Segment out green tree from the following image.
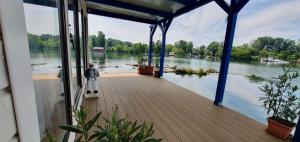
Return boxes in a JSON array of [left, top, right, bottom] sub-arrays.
[[166, 44, 174, 54], [89, 35, 97, 48], [206, 41, 220, 57], [97, 31, 106, 47], [174, 40, 193, 55], [132, 43, 147, 54], [198, 45, 206, 58], [187, 41, 193, 54], [154, 40, 161, 55]]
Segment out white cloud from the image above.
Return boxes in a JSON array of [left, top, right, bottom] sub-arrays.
[[235, 0, 300, 45], [24, 1, 300, 47], [24, 4, 61, 35], [88, 15, 149, 43]]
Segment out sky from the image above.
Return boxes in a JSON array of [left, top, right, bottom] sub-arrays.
[[24, 0, 300, 47]]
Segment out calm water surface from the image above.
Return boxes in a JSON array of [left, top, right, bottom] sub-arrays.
[[32, 52, 300, 124], [91, 53, 300, 124]]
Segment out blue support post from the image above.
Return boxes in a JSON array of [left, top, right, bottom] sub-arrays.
[[158, 18, 172, 77], [159, 32, 166, 77], [214, 0, 238, 105], [294, 116, 300, 142], [148, 24, 157, 65]]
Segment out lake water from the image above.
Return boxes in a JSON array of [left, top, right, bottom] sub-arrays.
[[90, 52, 300, 124], [31, 51, 300, 124]]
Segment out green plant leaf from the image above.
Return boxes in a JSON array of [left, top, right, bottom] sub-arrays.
[[86, 111, 102, 131], [145, 138, 163, 142], [75, 136, 82, 142], [58, 125, 83, 133]]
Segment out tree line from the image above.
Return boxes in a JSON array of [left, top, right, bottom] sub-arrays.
[[28, 33, 60, 52], [27, 31, 300, 63], [88, 31, 300, 62]]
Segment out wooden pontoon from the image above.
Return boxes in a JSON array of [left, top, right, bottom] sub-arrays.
[[83, 73, 283, 142]]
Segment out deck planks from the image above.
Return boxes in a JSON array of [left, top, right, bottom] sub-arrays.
[[82, 73, 283, 142]]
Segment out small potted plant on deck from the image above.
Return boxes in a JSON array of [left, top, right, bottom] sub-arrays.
[[259, 66, 300, 140], [154, 57, 160, 78], [137, 55, 154, 75]]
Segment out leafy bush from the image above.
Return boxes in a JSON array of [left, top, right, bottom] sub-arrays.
[[175, 68, 193, 75], [58, 106, 162, 142], [206, 68, 217, 73], [196, 68, 207, 77], [59, 106, 101, 142], [154, 57, 160, 68], [259, 66, 300, 126], [137, 55, 147, 68], [247, 74, 265, 82]]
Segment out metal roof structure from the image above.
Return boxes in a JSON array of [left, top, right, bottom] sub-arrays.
[[23, 0, 213, 24], [85, 0, 212, 24]]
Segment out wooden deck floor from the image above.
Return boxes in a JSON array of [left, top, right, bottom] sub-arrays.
[[82, 73, 283, 142]]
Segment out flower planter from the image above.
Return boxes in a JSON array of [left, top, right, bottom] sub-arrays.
[[154, 70, 160, 78], [266, 117, 295, 140], [138, 65, 154, 75]]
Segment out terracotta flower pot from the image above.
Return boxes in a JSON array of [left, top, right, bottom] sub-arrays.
[[154, 70, 160, 78], [266, 117, 295, 140], [138, 65, 154, 75]]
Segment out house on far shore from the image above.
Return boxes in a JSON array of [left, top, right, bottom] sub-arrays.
[[168, 52, 175, 57], [92, 47, 104, 53]]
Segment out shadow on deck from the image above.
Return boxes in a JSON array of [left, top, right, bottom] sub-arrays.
[[82, 72, 283, 142]]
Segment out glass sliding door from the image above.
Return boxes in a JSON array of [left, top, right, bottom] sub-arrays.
[[79, 4, 85, 86], [68, 0, 85, 105], [68, 2, 80, 98], [23, 1, 67, 141]]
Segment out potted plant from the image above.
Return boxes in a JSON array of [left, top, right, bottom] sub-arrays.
[[154, 57, 160, 78], [259, 66, 300, 140], [137, 55, 154, 75], [56, 106, 162, 142]]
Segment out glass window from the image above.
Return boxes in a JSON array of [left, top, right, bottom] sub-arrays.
[[23, 2, 67, 141], [79, 7, 85, 84], [68, 5, 79, 96]]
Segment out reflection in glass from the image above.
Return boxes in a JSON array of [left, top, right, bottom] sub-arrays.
[[68, 6, 79, 96], [79, 7, 84, 84], [24, 2, 66, 141]]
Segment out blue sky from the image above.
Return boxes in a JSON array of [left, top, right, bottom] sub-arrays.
[[25, 0, 300, 46], [88, 0, 300, 46]]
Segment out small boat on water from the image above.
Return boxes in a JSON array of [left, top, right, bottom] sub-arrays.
[[261, 57, 289, 64]]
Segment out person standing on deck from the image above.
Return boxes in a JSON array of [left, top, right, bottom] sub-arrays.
[[84, 63, 99, 94], [57, 66, 64, 96]]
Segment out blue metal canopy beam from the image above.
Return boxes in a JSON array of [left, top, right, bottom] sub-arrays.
[[87, 8, 157, 24], [148, 24, 157, 65], [158, 18, 173, 77], [233, 0, 249, 13], [173, 0, 213, 18], [23, 0, 57, 7], [214, 0, 230, 14], [214, 0, 249, 105], [294, 116, 300, 142], [87, 0, 173, 18], [171, 0, 196, 5]]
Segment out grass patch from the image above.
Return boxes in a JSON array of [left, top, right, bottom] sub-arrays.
[[206, 68, 218, 73], [31, 63, 47, 66], [247, 74, 265, 82], [174, 67, 216, 77]]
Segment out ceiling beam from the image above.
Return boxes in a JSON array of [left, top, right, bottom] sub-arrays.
[[171, 0, 196, 5], [214, 0, 230, 14], [173, 0, 213, 18], [87, 0, 173, 18], [232, 0, 249, 13], [23, 0, 57, 7], [87, 8, 158, 24]]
